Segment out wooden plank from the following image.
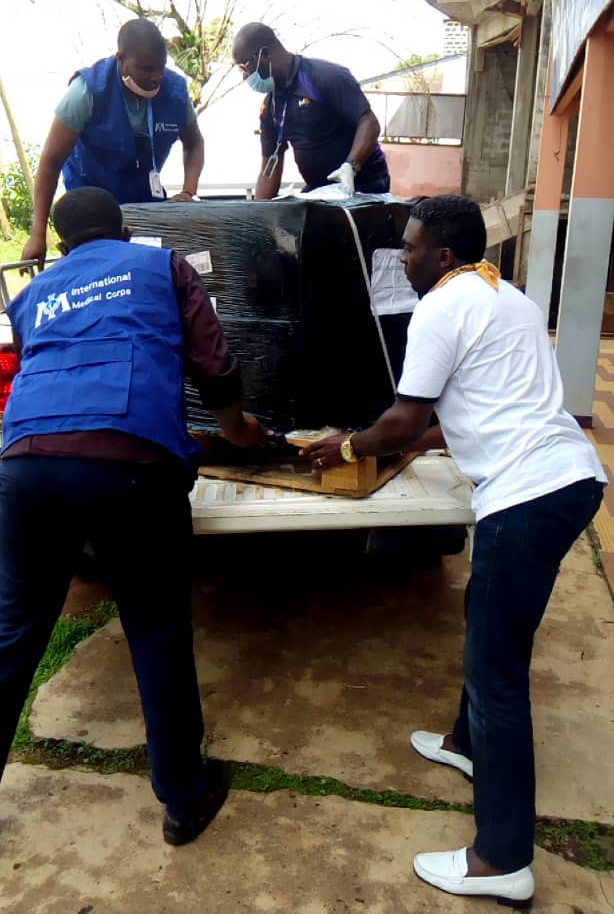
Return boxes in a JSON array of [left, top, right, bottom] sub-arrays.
[[477, 11, 522, 47], [198, 436, 418, 499], [481, 191, 526, 245], [553, 66, 583, 115], [512, 201, 528, 282]]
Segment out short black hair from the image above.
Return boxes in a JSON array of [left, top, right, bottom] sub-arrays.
[[53, 187, 123, 249], [232, 22, 281, 59], [410, 194, 486, 263], [118, 18, 166, 56]]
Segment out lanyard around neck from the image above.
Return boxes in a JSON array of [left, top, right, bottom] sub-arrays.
[[146, 101, 158, 172], [275, 96, 289, 149]]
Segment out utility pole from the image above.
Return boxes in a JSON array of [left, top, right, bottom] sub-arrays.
[[0, 74, 35, 201], [0, 73, 51, 247]]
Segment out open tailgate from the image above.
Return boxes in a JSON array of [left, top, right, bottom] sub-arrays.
[[190, 454, 474, 534]]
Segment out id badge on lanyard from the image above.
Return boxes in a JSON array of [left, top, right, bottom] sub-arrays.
[[264, 96, 288, 179], [147, 102, 164, 199]]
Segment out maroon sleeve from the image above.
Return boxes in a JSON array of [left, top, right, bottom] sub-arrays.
[[171, 252, 242, 409]]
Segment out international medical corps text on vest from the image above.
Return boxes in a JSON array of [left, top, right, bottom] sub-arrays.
[[2, 240, 201, 470]]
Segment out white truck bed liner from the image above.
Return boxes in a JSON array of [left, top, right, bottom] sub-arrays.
[[190, 454, 475, 534]]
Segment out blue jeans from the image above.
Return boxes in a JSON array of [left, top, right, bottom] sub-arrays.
[[452, 477, 604, 871], [0, 456, 206, 819]]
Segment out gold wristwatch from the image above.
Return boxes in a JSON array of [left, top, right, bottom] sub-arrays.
[[340, 434, 358, 463]]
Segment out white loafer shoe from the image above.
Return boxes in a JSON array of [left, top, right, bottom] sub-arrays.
[[410, 730, 473, 779], [414, 847, 535, 908]]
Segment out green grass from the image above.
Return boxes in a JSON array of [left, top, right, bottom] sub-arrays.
[[592, 550, 603, 570], [0, 229, 33, 300], [230, 762, 473, 812], [0, 228, 62, 300], [587, 523, 605, 572], [12, 601, 118, 750], [536, 818, 614, 871], [18, 738, 149, 776], [13, 735, 614, 872], [0, 228, 28, 265]]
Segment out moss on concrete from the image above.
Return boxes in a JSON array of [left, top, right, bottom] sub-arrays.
[[11, 602, 118, 750]]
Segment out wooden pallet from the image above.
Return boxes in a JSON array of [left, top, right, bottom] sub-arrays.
[[195, 429, 417, 498]]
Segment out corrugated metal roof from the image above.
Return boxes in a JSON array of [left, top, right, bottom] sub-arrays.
[[360, 54, 466, 86]]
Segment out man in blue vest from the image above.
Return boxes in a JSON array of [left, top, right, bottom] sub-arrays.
[[1, 186, 267, 845], [22, 19, 204, 268], [232, 23, 390, 199]]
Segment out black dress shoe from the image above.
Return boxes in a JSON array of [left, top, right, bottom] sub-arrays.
[[163, 758, 229, 846]]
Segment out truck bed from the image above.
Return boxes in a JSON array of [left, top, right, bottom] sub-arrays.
[[190, 454, 474, 534]]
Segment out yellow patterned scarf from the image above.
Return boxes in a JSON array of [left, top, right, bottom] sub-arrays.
[[431, 261, 501, 293]]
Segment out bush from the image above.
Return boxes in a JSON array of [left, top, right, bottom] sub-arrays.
[[0, 147, 39, 232]]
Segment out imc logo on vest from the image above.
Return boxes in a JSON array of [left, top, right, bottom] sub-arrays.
[[34, 292, 71, 328], [155, 122, 179, 133]]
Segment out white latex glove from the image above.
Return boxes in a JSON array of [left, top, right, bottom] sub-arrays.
[[327, 161, 355, 194]]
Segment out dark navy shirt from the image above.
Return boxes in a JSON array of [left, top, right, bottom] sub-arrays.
[[260, 55, 389, 192]]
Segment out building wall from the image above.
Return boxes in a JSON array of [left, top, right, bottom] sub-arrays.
[[462, 38, 517, 201], [444, 19, 469, 57], [384, 144, 463, 199]]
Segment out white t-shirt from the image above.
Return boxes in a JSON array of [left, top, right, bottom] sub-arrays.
[[397, 272, 606, 521]]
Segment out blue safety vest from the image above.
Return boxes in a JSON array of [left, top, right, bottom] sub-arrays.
[[3, 239, 201, 470], [62, 56, 189, 203]]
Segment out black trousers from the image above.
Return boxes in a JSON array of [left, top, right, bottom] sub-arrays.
[[0, 455, 207, 819]]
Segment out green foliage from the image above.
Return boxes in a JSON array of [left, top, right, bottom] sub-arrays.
[[395, 52, 439, 71], [168, 16, 232, 79], [0, 147, 39, 232], [108, 1, 237, 109]]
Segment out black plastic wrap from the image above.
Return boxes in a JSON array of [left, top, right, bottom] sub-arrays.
[[121, 197, 412, 433]]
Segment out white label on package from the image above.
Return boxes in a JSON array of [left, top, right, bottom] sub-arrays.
[[186, 250, 213, 274], [130, 236, 162, 248], [371, 248, 418, 315]]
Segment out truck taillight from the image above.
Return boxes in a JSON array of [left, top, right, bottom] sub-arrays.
[[0, 347, 19, 413]]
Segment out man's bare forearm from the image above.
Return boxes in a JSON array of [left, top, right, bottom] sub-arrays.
[[412, 424, 446, 451], [347, 112, 380, 169], [352, 400, 434, 458], [255, 155, 284, 199], [30, 159, 61, 239], [209, 400, 246, 441], [182, 138, 204, 195]]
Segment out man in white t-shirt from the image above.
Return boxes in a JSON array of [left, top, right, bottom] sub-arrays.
[[302, 195, 606, 906]]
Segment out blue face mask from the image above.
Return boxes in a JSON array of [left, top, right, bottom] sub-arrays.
[[246, 49, 275, 94]]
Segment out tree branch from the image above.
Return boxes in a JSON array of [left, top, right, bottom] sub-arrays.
[[300, 29, 405, 66], [195, 63, 236, 113], [96, 0, 407, 113], [168, 1, 190, 35]]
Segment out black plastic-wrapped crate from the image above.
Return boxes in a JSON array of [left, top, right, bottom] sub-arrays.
[[121, 197, 412, 432]]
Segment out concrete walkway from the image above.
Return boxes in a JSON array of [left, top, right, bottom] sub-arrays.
[[30, 534, 614, 825], [0, 524, 610, 911], [589, 337, 614, 587], [2, 764, 613, 914]]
